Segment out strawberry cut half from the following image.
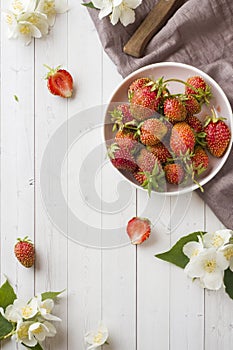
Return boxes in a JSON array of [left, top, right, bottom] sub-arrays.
[[126, 217, 151, 245], [45, 64, 73, 98]]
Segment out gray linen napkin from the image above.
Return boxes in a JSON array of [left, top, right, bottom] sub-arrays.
[[85, 0, 233, 228]]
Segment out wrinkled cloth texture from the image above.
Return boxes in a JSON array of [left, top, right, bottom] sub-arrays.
[[86, 0, 233, 229]]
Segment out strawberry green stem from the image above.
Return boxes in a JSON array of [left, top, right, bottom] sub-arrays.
[[164, 78, 199, 93], [43, 64, 62, 79]]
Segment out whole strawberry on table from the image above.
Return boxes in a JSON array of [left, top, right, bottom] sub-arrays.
[[14, 236, 35, 268], [108, 75, 231, 194]]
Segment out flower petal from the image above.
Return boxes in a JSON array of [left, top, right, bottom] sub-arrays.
[[22, 337, 38, 347], [201, 269, 224, 290], [91, 0, 104, 9], [230, 259, 233, 272], [110, 6, 121, 25], [113, 0, 122, 6], [99, 3, 113, 19], [216, 251, 229, 270], [119, 7, 135, 26], [183, 241, 203, 259], [125, 0, 142, 9], [43, 321, 57, 337], [184, 258, 204, 279]]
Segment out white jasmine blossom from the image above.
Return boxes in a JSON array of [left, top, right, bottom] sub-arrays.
[[16, 321, 37, 347], [220, 243, 233, 271], [183, 235, 204, 260], [85, 323, 109, 349], [91, 0, 142, 26], [5, 0, 68, 44], [92, 0, 121, 19], [36, 0, 69, 26], [5, 298, 38, 322], [36, 295, 61, 321], [19, 12, 49, 36], [184, 248, 229, 290], [203, 229, 232, 249], [111, 0, 142, 26], [28, 321, 56, 343]]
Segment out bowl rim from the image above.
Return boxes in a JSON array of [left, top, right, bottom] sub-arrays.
[[105, 62, 233, 196]]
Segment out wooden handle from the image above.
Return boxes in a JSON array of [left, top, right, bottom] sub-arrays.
[[123, 0, 184, 58]]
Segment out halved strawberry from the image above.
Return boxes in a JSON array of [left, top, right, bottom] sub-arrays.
[[126, 217, 151, 245], [45, 64, 73, 98]]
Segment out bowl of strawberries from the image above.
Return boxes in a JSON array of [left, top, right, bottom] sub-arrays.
[[105, 62, 232, 195]]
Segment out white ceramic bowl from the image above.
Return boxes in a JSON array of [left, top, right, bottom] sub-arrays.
[[104, 62, 232, 195]]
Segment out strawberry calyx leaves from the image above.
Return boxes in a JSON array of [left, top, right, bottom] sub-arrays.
[[107, 143, 119, 159], [16, 236, 33, 244], [43, 64, 62, 80], [204, 107, 227, 127], [141, 163, 166, 196], [195, 131, 207, 147], [146, 76, 169, 98]]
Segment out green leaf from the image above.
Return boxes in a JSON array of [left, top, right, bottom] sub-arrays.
[[0, 280, 17, 310], [22, 343, 43, 350], [155, 231, 206, 268], [81, 2, 96, 8], [41, 290, 65, 301], [224, 268, 233, 300], [14, 95, 19, 102], [0, 314, 14, 340]]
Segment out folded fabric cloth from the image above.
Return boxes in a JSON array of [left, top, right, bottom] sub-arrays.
[[85, 0, 233, 229]]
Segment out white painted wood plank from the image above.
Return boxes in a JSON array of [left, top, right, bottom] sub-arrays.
[[101, 49, 137, 350], [1, 11, 35, 350], [67, 2, 102, 349], [137, 191, 170, 350], [34, 9, 69, 350], [204, 206, 233, 350], [170, 192, 205, 350]]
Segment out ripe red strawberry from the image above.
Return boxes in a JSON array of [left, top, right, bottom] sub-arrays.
[[131, 85, 161, 112], [140, 118, 167, 146], [14, 236, 35, 268], [184, 95, 201, 116], [115, 129, 138, 151], [126, 217, 151, 245], [128, 77, 152, 101], [186, 115, 203, 133], [108, 143, 137, 172], [163, 97, 187, 123], [185, 76, 211, 104], [191, 146, 209, 175], [45, 65, 73, 98], [185, 76, 206, 95], [116, 104, 134, 124], [203, 110, 231, 157], [133, 168, 147, 185], [147, 142, 171, 164], [136, 148, 160, 173], [164, 163, 185, 185], [170, 122, 195, 156]]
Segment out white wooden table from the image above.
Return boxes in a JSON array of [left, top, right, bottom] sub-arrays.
[[1, 2, 233, 350]]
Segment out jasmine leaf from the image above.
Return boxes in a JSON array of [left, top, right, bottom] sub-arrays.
[[0, 280, 17, 310], [82, 2, 96, 9], [41, 290, 65, 301], [22, 343, 43, 350], [14, 95, 19, 102], [224, 268, 233, 300], [155, 231, 206, 268], [0, 314, 14, 340]]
